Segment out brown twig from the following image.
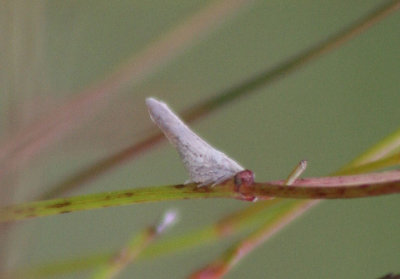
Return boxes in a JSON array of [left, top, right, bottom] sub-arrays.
[[2, 170, 400, 223]]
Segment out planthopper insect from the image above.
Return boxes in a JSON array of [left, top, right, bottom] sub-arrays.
[[146, 97, 250, 186]]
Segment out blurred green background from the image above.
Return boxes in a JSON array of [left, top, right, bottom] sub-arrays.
[[1, 1, 400, 278]]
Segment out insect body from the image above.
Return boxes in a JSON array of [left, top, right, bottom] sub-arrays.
[[146, 97, 245, 186]]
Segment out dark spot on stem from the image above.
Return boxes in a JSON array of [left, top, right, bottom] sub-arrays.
[[47, 201, 71, 209], [316, 191, 327, 198], [337, 188, 346, 196], [114, 192, 135, 199]]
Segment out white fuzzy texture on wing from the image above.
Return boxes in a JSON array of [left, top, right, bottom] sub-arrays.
[[146, 97, 244, 186]]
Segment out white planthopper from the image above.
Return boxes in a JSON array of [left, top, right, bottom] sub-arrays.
[[146, 97, 245, 186]]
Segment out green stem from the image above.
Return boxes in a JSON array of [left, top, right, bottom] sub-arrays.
[[340, 127, 400, 170], [0, 185, 230, 222], [2, 170, 400, 223]]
